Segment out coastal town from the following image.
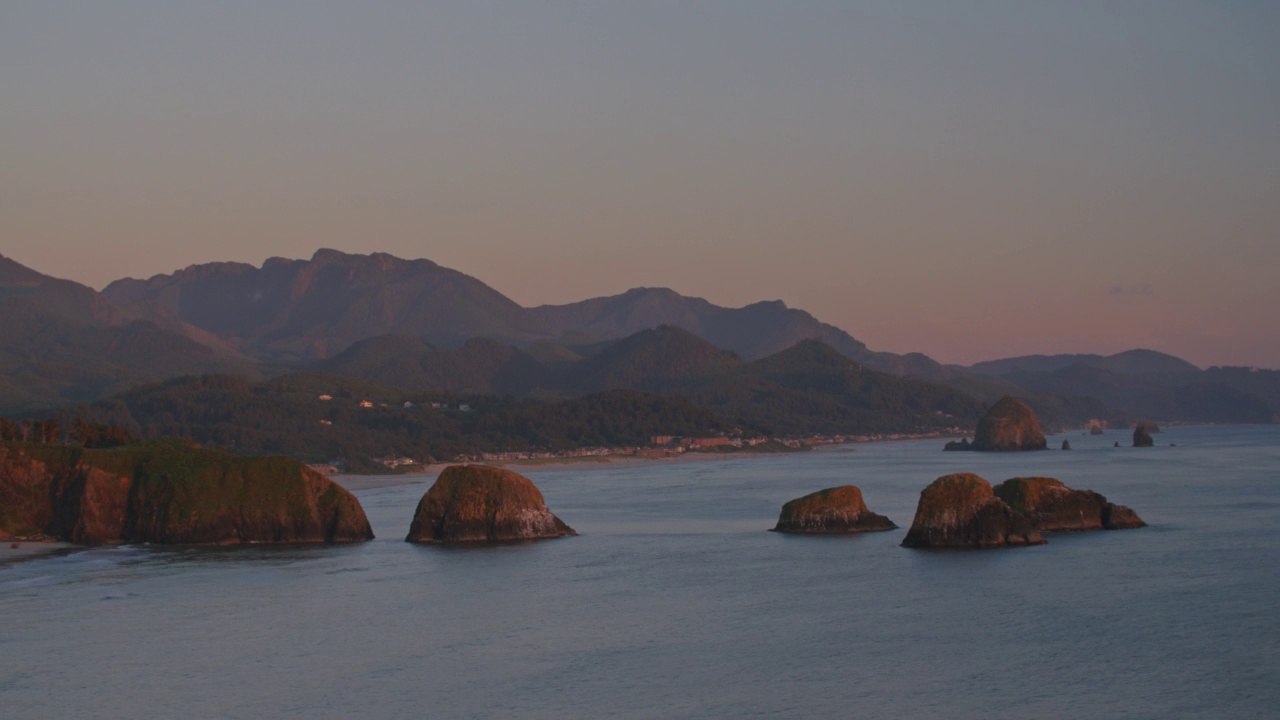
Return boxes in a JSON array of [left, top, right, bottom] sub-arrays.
[[307, 429, 965, 474]]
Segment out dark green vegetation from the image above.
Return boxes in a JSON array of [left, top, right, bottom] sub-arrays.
[[0, 417, 136, 448], [1, 249, 1274, 471], [0, 438, 372, 545], [63, 375, 738, 472], [49, 328, 984, 471]]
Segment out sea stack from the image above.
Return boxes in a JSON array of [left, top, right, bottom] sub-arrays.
[[1133, 423, 1154, 447], [1089, 423, 1105, 435], [406, 465, 575, 543], [771, 485, 896, 534], [968, 396, 1047, 451], [0, 440, 373, 545], [993, 477, 1145, 532], [1061, 439, 1072, 450], [942, 437, 971, 452], [901, 473, 1044, 548]]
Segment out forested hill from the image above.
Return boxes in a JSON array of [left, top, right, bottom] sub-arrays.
[[59, 346, 985, 472], [66, 374, 737, 473]]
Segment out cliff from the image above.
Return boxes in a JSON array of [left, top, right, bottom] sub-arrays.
[[901, 473, 1045, 548], [0, 440, 372, 545], [968, 396, 1048, 451], [771, 485, 896, 534], [405, 465, 575, 543]]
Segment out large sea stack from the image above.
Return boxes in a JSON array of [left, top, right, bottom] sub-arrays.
[[901, 473, 1044, 548], [771, 485, 896, 534], [993, 477, 1145, 532], [0, 440, 373, 545], [965, 396, 1047, 452], [1133, 423, 1154, 447], [406, 465, 575, 543]]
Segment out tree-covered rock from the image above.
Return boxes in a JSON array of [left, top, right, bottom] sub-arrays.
[[771, 485, 896, 534], [969, 396, 1047, 451], [406, 465, 575, 543], [901, 473, 1044, 548], [0, 439, 372, 545]]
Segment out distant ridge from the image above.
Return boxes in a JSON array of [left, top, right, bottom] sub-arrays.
[[101, 249, 943, 376], [964, 349, 1200, 377], [103, 249, 550, 362], [532, 287, 949, 378], [3, 249, 1275, 427], [0, 254, 257, 413]]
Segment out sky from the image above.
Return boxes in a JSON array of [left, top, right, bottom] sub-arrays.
[[3, 1, 1278, 368]]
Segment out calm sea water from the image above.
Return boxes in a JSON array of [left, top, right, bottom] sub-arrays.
[[2, 426, 1277, 719]]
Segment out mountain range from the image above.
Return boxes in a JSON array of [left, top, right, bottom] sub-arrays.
[[1, 249, 1276, 428]]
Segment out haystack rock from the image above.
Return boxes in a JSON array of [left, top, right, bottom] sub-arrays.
[[1133, 423, 1154, 447], [771, 485, 896, 534], [993, 477, 1145, 532], [969, 396, 1047, 452], [0, 440, 373, 545], [901, 473, 1044, 548], [405, 465, 575, 543]]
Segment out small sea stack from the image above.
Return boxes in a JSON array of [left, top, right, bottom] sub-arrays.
[[943, 437, 971, 451], [1089, 423, 1105, 435], [993, 477, 1145, 532], [1133, 423, 1154, 447], [405, 465, 576, 543], [771, 485, 896, 534], [901, 473, 1044, 549], [1061, 439, 1072, 450], [946, 396, 1047, 452]]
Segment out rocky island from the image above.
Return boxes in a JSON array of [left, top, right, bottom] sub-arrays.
[[0, 439, 373, 545], [771, 485, 896, 534], [992, 477, 1145, 531], [1133, 421, 1157, 447], [943, 395, 1047, 452], [901, 473, 1045, 548], [405, 464, 576, 543]]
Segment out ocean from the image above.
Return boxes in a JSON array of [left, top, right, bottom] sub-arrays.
[[3, 425, 1277, 719]]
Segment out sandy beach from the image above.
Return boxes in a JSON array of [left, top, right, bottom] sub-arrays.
[[1, 539, 79, 563]]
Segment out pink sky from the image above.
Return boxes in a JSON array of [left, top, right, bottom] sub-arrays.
[[4, 3, 1277, 369]]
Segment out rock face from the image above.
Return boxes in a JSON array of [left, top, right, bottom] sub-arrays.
[[1101, 503, 1146, 529], [771, 485, 896, 534], [942, 437, 971, 451], [406, 465, 575, 543], [901, 473, 1045, 548], [993, 477, 1144, 531], [969, 396, 1047, 452], [1133, 424, 1154, 447], [0, 440, 373, 545]]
